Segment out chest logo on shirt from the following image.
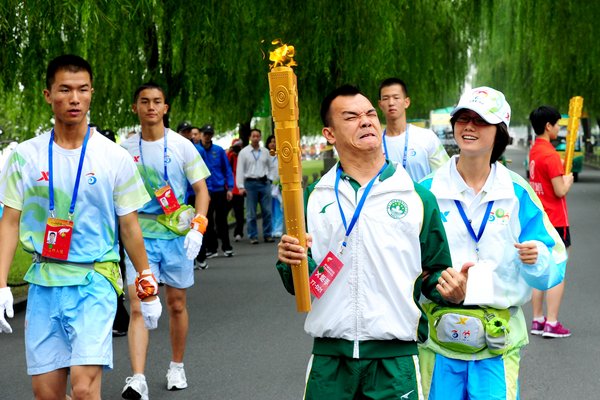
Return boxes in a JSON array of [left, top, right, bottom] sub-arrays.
[[408, 148, 416, 157], [36, 171, 50, 182], [387, 199, 408, 219], [440, 210, 450, 222], [490, 208, 510, 225], [320, 201, 335, 214], [86, 172, 97, 185], [165, 154, 172, 163]]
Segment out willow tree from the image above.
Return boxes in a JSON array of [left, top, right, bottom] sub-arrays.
[[0, 0, 477, 141], [473, 1, 600, 126]]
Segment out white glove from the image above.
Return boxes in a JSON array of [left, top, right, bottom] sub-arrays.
[[140, 298, 162, 330], [0, 287, 14, 334], [184, 229, 204, 260]]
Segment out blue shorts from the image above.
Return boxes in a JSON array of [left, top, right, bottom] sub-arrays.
[[421, 348, 521, 400], [125, 236, 194, 289], [25, 273, 117, 375]]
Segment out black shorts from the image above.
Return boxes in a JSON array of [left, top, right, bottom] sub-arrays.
[[555, 226, 571, 248]]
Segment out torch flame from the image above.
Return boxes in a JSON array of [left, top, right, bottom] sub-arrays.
[[269, 39, 297, 69]]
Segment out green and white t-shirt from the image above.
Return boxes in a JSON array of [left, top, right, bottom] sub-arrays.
[[0, 128, 150, 286], [121, 129, 210, 239]]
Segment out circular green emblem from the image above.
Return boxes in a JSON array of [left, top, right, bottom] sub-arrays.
[[387, 199, 408, 219], [495, 208, 505, 218]]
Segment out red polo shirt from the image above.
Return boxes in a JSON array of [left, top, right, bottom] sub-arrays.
[[528, 137, 569, 227]]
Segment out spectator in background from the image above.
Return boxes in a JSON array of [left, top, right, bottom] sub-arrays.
[[266, 134, 283, 237], [236, 128, 273, 244], [195, 124, 235, 266], [189, 126, 201, 145], [227, 138, 245, 242], [177, 121, 193, 141]]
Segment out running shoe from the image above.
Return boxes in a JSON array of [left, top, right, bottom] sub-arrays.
[[264, 237, 275, 243], [542, 321, 571, 338], [224, 250, 234, 257], [166, 365, 188, 390], [205, 251, 218, 259], [122, 375, 149, 400], [234, 234, 242, 242], [250, 238, 259, 244], [530, 317, 546, 336], [194, 260, 208, 270]]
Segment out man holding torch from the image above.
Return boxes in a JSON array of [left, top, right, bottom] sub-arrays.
[[277, 85, 469, 399]]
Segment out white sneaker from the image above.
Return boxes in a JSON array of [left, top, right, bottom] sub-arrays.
[[122, 375, 149, 400], [234, 234, 242, 242], [166, 365, 188, 390]]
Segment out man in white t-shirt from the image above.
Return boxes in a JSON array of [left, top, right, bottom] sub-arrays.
[[121, 82, 210, 399], [378, 78, 449, 181]]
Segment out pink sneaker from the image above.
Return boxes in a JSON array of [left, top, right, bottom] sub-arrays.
[[531, 318, 546, 336], [542, 321, 571, 338]]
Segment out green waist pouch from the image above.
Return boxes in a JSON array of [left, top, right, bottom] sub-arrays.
[[142, 205, 195, 236], [423, 303, 511, 355]]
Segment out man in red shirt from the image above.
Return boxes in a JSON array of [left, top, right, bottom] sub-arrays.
[[528, 105, 574, 338]]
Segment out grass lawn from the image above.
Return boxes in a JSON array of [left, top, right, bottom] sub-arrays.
[[302, 159, 326, 185]]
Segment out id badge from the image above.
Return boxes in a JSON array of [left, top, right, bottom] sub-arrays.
[[41, 217, 74, 261], [155, 185, 181, 215], [309, 251, 344, 299]]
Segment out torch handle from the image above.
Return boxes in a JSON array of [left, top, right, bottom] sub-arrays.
[[564, 96, 583, 175], [268, 67, 311, 312]]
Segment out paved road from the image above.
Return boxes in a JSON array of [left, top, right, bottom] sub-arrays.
[[1, 146, 599, 399]]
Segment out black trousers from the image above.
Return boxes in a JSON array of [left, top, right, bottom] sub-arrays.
[[230, 193, 245, 238], [199, 190, 232, 258]]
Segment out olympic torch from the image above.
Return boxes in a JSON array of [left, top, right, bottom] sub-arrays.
[[564, 96, 584, 174], [267, 40, 311, 312]]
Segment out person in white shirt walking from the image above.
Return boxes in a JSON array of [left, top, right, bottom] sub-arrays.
[[235, 128, 273, 244]]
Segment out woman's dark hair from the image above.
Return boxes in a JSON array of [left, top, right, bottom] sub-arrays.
[[491, 123, 510, 164]]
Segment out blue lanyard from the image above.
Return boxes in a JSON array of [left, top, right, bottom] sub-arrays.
[[48, 126, 91, 218], [252, 148, 261, 161], [139, 128, 169, 190], [454, 200, 494, 259], [334, 163, 387, 253], [382, 125, 409, 168]]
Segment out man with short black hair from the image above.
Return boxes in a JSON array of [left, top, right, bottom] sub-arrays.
[[528, 105, 573, 338], [0, 54, 159, 399], [378, 78, 448, 181], [121, 82, 210, 398], [278, 84, 464, 399]]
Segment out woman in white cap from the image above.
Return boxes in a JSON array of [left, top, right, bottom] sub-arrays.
[[418, 87, 567, 400]]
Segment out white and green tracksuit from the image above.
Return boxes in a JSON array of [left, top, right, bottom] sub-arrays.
[[277, 161, 453, 400], [418, 157, 567, 400]]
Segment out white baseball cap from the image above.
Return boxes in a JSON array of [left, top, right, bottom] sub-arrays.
[[451, 86, 511, 127]]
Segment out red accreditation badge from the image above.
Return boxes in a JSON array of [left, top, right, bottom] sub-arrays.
[[309, 251, 344, 299], [41, 218, 74, 261], [155, 185, 181, 215]]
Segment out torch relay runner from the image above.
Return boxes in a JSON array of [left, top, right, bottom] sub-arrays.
[[417, 87, 567, 400], [120, 82, 210, 400], [0, 54, 160, 400], [276, 85, 470, 400]]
